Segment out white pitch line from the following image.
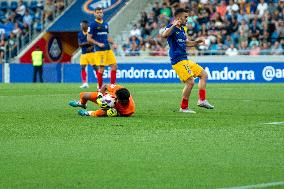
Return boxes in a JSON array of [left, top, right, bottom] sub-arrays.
[[263, 122, 284, 125], [220, 181, 284, 189]]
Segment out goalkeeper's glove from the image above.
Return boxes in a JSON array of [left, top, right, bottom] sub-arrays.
[[96, 93, 108, 109], [107, 108, 118, 117]]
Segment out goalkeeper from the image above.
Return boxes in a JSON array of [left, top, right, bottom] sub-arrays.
[[68, 84, 135, 117]]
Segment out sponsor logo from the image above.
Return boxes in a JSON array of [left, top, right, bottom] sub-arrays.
[[262, 66, 284, 81], [205, 67, 255, 80], [83, 0, 122, 14], [48, 37, 62, 61]]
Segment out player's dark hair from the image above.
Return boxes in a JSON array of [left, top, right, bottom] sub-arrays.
[[81, 20, 88, 24], [116, 88, 130, 105], [174, 8, 187, 17], [95, 7, 103, 11]]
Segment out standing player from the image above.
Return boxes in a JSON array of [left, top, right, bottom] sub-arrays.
[[87, 7, 117, 90], [161, 8, 214, 113], [78, 20, 96, 88], [69, 84, 135, 117]]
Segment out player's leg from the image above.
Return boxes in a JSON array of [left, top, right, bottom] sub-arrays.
[[80, 54, 89, 88], [172, 60, 196, 113], [97, 66, 104, 90], [110, 64, 117, 85], [180, 77, 196, 113], [107, 50, 117, 85], [78, 109, 107, 117], [189, 61, 214, 109], [69, 92, 99, 109]]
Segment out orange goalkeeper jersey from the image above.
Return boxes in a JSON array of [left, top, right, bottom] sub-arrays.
[[107, 85, 135, 116]]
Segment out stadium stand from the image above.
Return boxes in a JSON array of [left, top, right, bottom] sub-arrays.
[[121, 0, 284, 56], [0, 0, 73, 63]]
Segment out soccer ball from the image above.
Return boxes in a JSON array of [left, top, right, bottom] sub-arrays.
[[102, 94, 116, 108]]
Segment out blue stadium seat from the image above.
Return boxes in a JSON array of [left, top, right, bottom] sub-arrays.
[[23, 1, 29, 9], [0, 2, 8, 11], [0, 11, 5, 20], [35, 22, 43, 32], [10, 1, 18, 11]]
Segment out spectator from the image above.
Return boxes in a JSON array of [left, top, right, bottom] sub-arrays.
[[130, 24, 141, 38], [0, 34, 5, 63], [260, 42, 270, 55], [23, 10, 33, 27], [216, 0, 227, 18], [271, 41, 283, 55], [160, 3, 172, 18], [249, 36, 260, 48], [15, 0, 26, 22], [257, 0, 268, 17], [249, 44, 261, 56], [7, 32, 17, 58], [152, 2, 161, 19], [225, 44, 239, 56]]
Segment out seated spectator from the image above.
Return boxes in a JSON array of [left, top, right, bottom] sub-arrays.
[[130, 24, 141, 38], [249, 44, 261, 56], [260, 42, 270, 55], [160, 3, 171, 18], [239, 41, 249, 55], [43, 0, 55, 24], [152, 2, 161, 19], [271, 41, 283, 55], [249, 36, 260, 48], [216, 0, 227, 18], [225, 44, 239, 56]]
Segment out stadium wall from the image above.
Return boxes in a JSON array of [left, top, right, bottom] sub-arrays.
[[4, 62, 284, 83]]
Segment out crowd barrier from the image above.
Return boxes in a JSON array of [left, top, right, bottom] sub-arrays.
[[2, 62, 284, 83]]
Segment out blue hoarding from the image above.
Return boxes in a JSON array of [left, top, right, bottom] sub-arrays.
[[7, 62, 284, 83]]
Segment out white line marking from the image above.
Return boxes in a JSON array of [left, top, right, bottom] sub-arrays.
[[220, 181, 284, 189], [264, 122, 284, 125]]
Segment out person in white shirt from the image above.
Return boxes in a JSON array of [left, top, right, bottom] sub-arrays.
[[257, 0, 268, 17], [225, 44, 239, 56], [130, 24, 141, 37]]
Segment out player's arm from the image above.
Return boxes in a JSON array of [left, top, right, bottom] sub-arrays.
[[78, 39, 90, 47], [99, 84, 108, 94], [108, 36, 114, 44], [186, 37, 205, 47], [87, 33, 105, 48], [161, 19, 181, 38]]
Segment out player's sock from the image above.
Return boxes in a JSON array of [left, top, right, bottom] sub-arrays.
[[181, 98, 188, 109], [81, 69, 87, 83], [96, 72, 103, 89], [110, 70, 116, 84], [199, 89, 206, 101]]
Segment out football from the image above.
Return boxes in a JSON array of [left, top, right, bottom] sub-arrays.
[[102, 94, 116, 108]]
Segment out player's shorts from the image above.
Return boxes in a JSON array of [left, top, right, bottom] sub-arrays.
[[94, 50, 116, 66], [80, 52, 96, 66], [172, 60, 203, 82]]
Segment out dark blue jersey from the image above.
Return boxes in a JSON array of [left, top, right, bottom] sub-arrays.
[[78, 31, 94, 54], [88, 19, 110, 51], [165, 24, 188, 65]]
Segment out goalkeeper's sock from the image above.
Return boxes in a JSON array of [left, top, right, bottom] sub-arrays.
[[81, 69, 87, 83], [96, 72, 103, 89], [110, 70, 116, 84], [199, 89, 206, 101], [181, 98, 188, 109]]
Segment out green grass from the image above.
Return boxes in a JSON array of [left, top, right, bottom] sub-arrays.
[[0, 83, 283, 189]]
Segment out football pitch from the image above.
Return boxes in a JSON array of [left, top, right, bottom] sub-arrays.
[[0, 83, 283, 188]]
